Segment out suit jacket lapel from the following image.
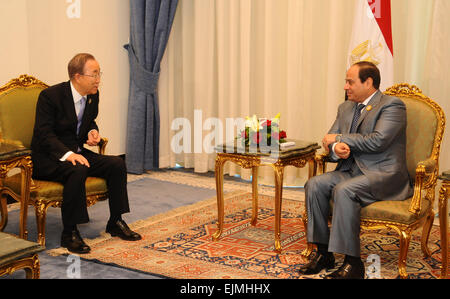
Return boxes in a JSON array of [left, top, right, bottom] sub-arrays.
[[356, 90, 382, 128], [344, 103, 357, 134], [63, 81, 79, 131]]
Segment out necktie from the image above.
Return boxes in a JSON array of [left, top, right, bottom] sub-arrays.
[[77, 96, 86, 136], [350, 104, 365, 133], [340, 104, 365, 170]]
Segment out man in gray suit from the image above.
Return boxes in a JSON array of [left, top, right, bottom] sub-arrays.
[[299, 61, 413, 279]]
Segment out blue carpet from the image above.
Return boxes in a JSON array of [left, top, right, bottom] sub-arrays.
[[2, 175, 217, 279]]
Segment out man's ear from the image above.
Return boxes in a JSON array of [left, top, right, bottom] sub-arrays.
[[365, 77, 374, 89]]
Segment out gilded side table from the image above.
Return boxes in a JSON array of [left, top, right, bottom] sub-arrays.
[[213, 139, 320, 253], [0, 141, 32, 240], [438, 170, 450, 279]]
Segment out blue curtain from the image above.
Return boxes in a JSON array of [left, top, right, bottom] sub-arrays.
[[124, 0, 178, 174]]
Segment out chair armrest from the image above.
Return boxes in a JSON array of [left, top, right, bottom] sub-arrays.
[[409, 158, 437, 215], [314, 152, 337, 176], [97, 137, 108, 155], [417, 158, 437, 176]]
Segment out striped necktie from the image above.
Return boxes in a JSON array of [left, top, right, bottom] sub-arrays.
[[340, 104, 365, 171], [350, 104, 365, 133]]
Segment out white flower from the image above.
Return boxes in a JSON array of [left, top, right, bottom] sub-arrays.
[[245, 114, 260, 132]]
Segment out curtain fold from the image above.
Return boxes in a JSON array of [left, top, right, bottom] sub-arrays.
[[125, 0, 178, 174]]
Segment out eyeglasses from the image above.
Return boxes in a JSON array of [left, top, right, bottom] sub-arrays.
[[81, 72, 103, 80]]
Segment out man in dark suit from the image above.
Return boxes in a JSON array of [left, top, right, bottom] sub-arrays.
[[31, 53, 141, 254], [299, 61, 413, 279]]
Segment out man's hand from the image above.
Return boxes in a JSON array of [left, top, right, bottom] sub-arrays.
[[334, 142, 351, 159], [66, 153, 90, 167], [87, 129, 101, 146], [322, 134, 339, 153]]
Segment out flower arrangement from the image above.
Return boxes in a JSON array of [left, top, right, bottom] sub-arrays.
[[239, 113, 287, 147]]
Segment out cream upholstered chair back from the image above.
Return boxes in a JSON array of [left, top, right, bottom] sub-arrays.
[[0, 75, 48, 148]]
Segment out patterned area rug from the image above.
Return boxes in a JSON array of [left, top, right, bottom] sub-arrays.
[[48, 189, 446, 279]]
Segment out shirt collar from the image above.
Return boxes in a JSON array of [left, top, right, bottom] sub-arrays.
[[361, 90, 378, 106], [70, 81, 85, 104]]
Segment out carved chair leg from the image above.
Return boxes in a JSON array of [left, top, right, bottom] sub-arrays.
[[421, 210, 434, 258], [34, 201, 48, 247], [398, 229, 412, 279], [302, 243, 315, 258]]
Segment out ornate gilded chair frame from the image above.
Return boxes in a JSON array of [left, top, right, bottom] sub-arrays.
[[0, 75, 109, 247], [302, 84, 446, 279]]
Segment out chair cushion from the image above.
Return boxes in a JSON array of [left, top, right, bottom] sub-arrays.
[[360, 197, 431, 225], [3, 174, 107, 202], [0, 232, 44, 267], [330, 197, 431, 226]]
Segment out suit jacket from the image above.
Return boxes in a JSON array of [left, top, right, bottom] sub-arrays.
[[31, 81, 99, 178], [328, 90, 413, 201]]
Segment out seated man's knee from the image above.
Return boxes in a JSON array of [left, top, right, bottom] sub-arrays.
[[306, 175, 328, 193], [109, 156, 126, 173], [68, 164, 89, 180], [332, 181, 355, 204]]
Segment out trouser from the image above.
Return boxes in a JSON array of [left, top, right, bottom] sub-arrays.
[[34, 149, 130, 227], [304, 166, 377, 257]]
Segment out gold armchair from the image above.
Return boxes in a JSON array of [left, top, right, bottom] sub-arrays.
[[0, 75, 108, 247], [302, 84, 446, 279]]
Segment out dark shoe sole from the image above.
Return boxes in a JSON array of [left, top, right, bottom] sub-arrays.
[[106, 229, 142, 241], [61, 242, 91, 254]]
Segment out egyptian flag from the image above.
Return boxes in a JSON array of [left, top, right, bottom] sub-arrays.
[[348, 0, 394, 91]]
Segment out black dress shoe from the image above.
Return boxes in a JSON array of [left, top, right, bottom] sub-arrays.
[[299, 252, 335, 275], [106, 220, 142, 241], [324, 260, 365, 279], [61, 230, 91, 254]]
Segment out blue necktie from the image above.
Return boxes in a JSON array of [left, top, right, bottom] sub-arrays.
[[340, 104, 365, 170], [77, 97, 86, 136]]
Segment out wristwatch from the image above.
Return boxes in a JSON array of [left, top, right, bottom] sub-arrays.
[[335, 134, 342, 143]]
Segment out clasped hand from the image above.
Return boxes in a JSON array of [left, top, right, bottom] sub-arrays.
[[322, 134, 351, 159], [86, 129, 101, 146], [66, 130, 101, 167]]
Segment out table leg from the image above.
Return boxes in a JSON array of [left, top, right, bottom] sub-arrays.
[[212, 156, 225, 242], [308, 157, 316, 179], [439, 184, 449, 279], [251, 167, 258, 226], [19, 158, 32, 240], [273, 165, 284, 253]]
